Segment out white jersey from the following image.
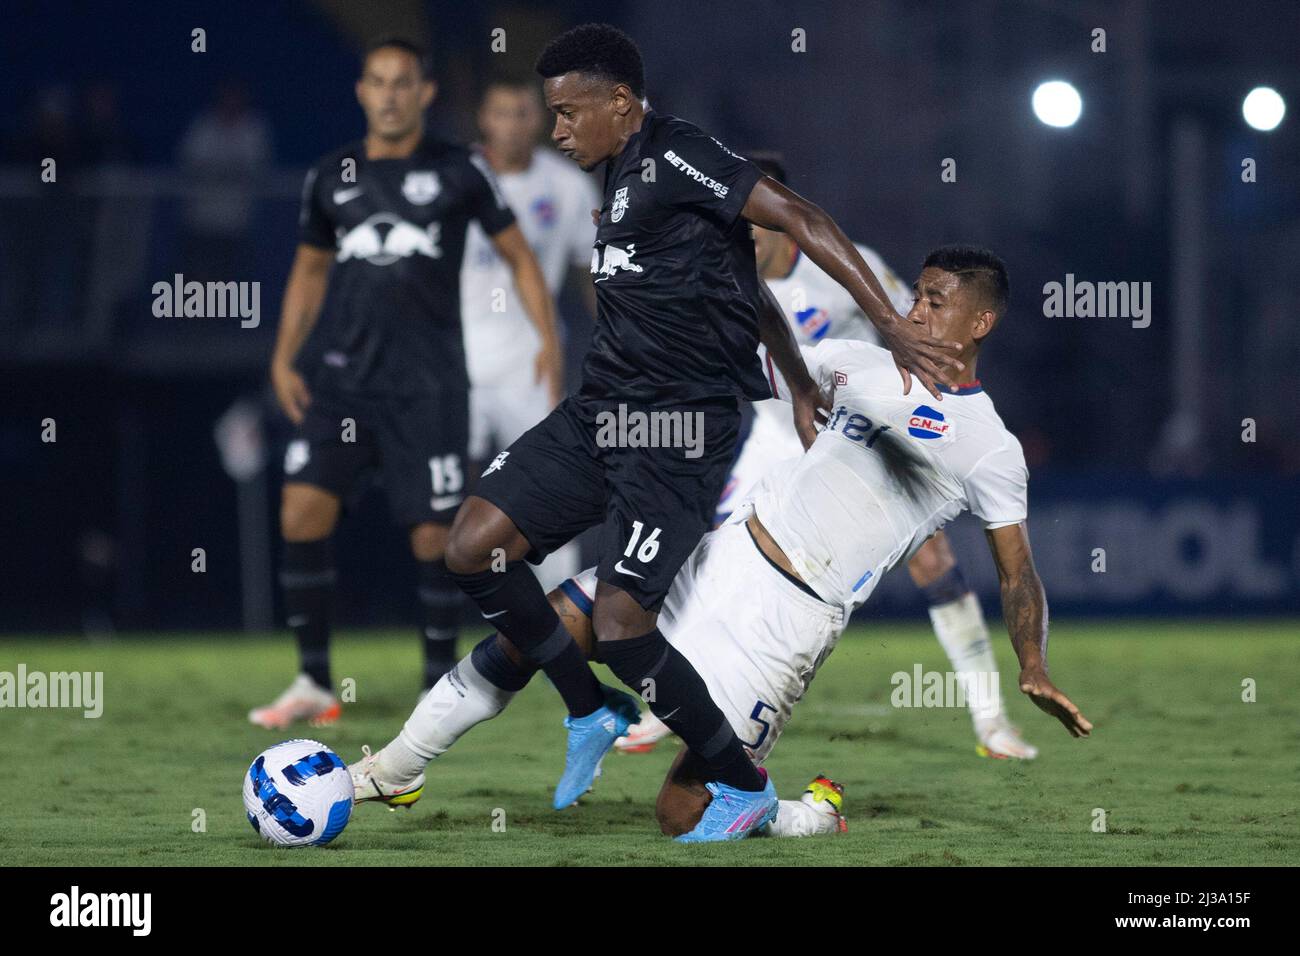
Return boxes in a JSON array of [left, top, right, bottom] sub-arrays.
[[744, 244, 915, 481], [460, 148, 598, 384], [756, 338, 1028, 614]]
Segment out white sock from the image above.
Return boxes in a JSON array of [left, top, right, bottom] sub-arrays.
[[376, 653, 517, 783], [928, 592, 1005, 725], [767, 799, 839, 837]]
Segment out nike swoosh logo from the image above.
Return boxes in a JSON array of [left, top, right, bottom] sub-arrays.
[[333, 187, 364, 204], [430, 494, 464, 511], [613, 560, 646, 580], [481, 609, 508, 619]]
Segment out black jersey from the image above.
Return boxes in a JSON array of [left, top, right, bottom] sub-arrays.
[[580, 111, 770, 405], [298, 135, 515, 395]]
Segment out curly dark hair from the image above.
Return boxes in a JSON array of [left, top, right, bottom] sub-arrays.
[[923, 245, 1010, 316], [535, 23, 644, 98]]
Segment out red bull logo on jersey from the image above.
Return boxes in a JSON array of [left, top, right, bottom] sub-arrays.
[[907, 405, 950, 440], [591, 242, 643, 281], [336, 214, 442, 266]]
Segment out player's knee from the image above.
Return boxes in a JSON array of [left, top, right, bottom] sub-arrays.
[[444, 506, 497, 574], [591, 590, 656, 643], [280, 488, 337, 541], [907, 533, 956, 587], [409, 522, 448, 562]]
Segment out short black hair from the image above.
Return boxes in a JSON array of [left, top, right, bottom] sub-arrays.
[[535, 23, 644, 98], [922, 245, 1009, 317], [363, 36, 432, 79], [748, 151, 787, 185]]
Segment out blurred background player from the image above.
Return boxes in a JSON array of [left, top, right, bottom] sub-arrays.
[[618, 155, 1038, 760], [459, 76, 599, 591], [249, 38, 557, 728]]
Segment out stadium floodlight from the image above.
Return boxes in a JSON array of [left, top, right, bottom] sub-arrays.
[[1242, 86, 1285, 131], [1032, 80, 1082, 128]]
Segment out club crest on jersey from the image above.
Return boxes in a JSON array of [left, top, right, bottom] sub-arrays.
[[401, 171, 441, 205], [610, 186, 630, 223], [795, 306, 831, 341], [907, 405, 951, 440], [531, 196, 557, 228]]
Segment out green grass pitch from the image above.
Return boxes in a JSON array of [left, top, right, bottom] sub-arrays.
[[2, 621, 1296, 866]]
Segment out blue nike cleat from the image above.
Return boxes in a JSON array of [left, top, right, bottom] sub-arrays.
[[553, 686, 642, 809], [675, 768, 779, 843]]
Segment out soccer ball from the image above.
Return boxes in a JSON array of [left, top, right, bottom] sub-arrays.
[[243, 739, 353, 847]]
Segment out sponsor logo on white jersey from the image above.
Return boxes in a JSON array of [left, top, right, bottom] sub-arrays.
[[611, 186, 630, 222], [401, 170, 441, 205], [336, 213, 442, 265], [906, 405, 951, 440], [591, 242, 643, 281], [663, 149, 729, 199]]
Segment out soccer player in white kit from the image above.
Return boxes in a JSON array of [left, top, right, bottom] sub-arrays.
[[459, 77, 600, 594], [619, 154, 1038, 761], [349, 247, 1092, 839]]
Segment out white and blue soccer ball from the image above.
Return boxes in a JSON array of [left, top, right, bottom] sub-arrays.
[[243, 739, 353, 847]]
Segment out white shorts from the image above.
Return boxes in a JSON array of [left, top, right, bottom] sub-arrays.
[[715, 411, 803, 523], [468, 373, 552, 463], [565, 521, 844, 763]]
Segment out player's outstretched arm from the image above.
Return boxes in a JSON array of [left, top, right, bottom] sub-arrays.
[[741, 178, 963, 400], [757, 279, 826, 448], [985, 522, 1093, 738], [270, 244, 333, 424], [492, 223, 564, 406]]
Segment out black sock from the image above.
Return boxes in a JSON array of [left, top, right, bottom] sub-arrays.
[[281, 539, 335, 691], [451, 563, 603, 717], [602, 628, 764, 792], [470, 633, 538, 692], [418, 558, 460, 688]]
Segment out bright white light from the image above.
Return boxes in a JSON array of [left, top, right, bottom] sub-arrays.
[[1242, 86, 1285, 131], [1032, 80, 1082, 128]]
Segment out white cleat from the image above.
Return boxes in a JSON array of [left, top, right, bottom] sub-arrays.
[[349, 745, 424, 810], [801, 775, 849, 834], [247, 674, 341, 730], [975, 717, 1039, 760], [614, 709, 675, 753]]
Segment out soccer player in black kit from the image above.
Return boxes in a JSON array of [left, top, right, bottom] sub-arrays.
[[443, 24, 962, 840], [249, 39, 559, 729]]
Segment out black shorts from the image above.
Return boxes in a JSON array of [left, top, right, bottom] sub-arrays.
[[474, 394, 741, 610], [283, 388, 469, 526]]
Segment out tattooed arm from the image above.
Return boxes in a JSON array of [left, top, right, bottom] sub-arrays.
[[986, 522, 1093, 738]]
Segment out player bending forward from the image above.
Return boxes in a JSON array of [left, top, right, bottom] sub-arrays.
[[622, 154, 1035, 761], [350, 247, 1092, 840]]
